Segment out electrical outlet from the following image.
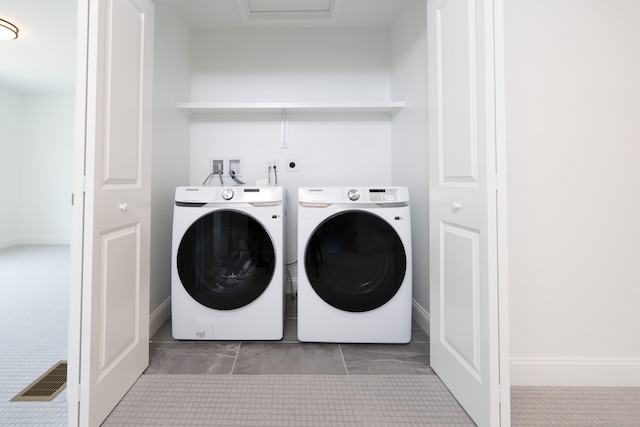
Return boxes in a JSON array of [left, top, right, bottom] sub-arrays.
[[286, 159, 300, 172], [211, 159, 224, 173]]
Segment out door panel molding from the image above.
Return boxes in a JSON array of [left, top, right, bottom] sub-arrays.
[[437, 0, 479, 185], [98, 224, 140, 378], [440, 222, 481, 381]]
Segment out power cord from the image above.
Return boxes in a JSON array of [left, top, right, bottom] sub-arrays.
[[230, 170, 245, 185]]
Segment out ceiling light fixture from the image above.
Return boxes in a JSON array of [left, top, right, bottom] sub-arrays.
[[0, 18, 19, 40]]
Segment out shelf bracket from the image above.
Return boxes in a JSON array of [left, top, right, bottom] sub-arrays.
[[280, 110, 289, 149]]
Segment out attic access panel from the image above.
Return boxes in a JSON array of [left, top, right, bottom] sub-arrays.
[[237, 0, 345, 24], [248, 0, 332, 14]]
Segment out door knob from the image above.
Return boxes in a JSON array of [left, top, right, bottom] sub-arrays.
[[119, 202, 128, 212], [452, 201, 461, 211]]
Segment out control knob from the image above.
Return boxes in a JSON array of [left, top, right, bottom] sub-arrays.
[[347, 189, 360, 201], [222, 189, 234, 200]]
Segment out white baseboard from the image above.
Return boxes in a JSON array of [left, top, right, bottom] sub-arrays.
[[412, 299, 430, 337], [510, 357, 640, 386], [149, 297, 171, 337], [0, 238, 19, 250], [0, 237, 71, 250], [17, 236, 71, 245]]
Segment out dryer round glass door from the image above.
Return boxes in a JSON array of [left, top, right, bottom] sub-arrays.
[[177, 210, 275, 310], [304, 211, 406, 312]]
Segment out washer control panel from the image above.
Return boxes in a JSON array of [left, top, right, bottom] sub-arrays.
[[175, 186, 283, 204], [222, 189, 234, 200]]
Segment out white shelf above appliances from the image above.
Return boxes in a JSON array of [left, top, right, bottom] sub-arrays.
[[176, 101, 405, 115]]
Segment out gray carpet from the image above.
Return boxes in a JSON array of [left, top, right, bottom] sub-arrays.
[[511, 386, 640, 426], [102, 374, 475, 426], [0, 245, 69, 426], [102, 375, 640, 426]]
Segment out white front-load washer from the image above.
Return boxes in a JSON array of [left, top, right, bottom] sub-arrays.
[[172, 186, 284, 340], [297, 186, 412, 343]]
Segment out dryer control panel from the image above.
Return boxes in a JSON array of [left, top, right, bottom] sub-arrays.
[[367, 188, 400, 202], [299, 187, 409, 205]]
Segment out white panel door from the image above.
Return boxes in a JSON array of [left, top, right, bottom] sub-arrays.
[[427, 0, 509, 425], [70, 0, 154, 425]]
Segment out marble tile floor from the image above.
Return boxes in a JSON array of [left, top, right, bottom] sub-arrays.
[[146, 296, 432, 376]]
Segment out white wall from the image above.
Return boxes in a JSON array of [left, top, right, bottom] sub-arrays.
[[189, 28, 395, 266], [390, 0, 430, 331], [0, 85, 23, 248], [505, 0, 640, 385], [190, 28, 391, 103], [19, 93, 74, 244], [0, 88, 73, 249], [149, 2, 192, 333]]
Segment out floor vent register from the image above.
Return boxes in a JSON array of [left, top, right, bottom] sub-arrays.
[[11, 360, 67, 402]]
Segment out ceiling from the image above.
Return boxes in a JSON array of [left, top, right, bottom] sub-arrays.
[[167, 0, 406, 29], [0, 0, 78, 93], [0, 0, 405, 94]]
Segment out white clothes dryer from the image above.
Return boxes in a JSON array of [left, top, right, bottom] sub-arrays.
[[172, 186, 284, 340], [297, 186, 412, 343]]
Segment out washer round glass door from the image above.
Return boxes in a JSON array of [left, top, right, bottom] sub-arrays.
[[177, 210, 275, 310], [304, 210, 406, 312]]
